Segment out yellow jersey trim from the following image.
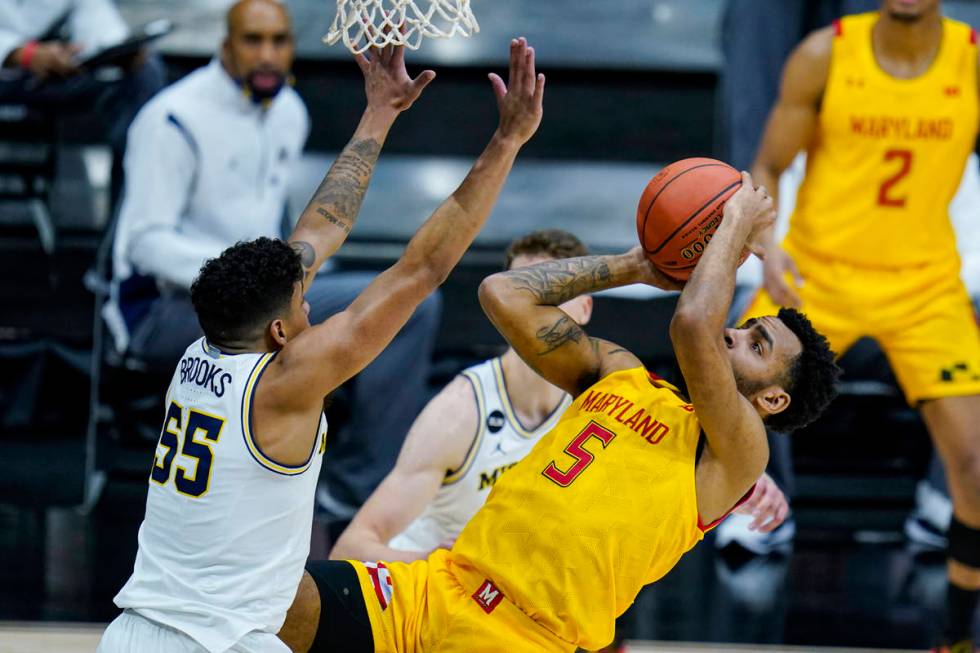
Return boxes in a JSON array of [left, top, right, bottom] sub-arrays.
[[443, 371, 485, 485], [240, 352, 316, 476]]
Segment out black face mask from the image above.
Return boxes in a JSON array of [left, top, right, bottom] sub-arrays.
[[243, 68, 287, 103]]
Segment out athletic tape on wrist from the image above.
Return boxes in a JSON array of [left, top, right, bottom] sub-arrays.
[[948, 516, 980, 568]]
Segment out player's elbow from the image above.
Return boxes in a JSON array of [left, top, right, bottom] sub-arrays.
[[401, 250, 452, 292], [478, 273, 512, 319], [669, 308, 702, 343], [327, 530, 359, 561], [395, 257, 448, 300]]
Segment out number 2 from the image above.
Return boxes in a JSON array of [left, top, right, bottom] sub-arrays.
[[542, 421, 617, 487], [151, 401, 225, 498], [877, 149, 912, 207]]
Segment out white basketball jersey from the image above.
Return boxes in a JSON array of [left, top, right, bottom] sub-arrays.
[[389, 357, 570, 552], [114, 338, 327, 653]]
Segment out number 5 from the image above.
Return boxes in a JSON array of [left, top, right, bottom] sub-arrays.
[[542, 421, 617, 487]]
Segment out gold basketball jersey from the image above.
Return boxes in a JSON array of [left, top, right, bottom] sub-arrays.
[[786, 13, 978, 267], [451, 367, 707, 650]]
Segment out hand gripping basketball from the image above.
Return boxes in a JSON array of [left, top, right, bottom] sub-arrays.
[[725, 171, 776, 258], [488, 37, 545, 145]]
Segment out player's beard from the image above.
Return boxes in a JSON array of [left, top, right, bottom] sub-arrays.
[[886, 9, 925, 23], [244, 68, 287, 103], [732, 366, 769, 399], [884, 0, 930, 23]]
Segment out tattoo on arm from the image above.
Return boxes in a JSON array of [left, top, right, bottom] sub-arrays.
[[309, 137, 382, 234], [504, 257, 612, 305], [291, 241, 316, 271], [316, 208, 352, 233], [536, 315, 586, 354]]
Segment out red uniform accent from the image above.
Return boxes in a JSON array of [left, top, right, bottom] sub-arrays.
[[471, 579, 505, 614], [833, 19, 843, 37], [697, 483, 757, 532], [970, 28, 977, 44]]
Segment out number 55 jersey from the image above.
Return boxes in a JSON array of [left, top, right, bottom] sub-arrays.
[[786, 12, 978, 268], [450, 367, 724, 651], [113, 338, 327, 653]]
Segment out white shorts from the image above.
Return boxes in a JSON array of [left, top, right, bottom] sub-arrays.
[[97, 611, 290, 653]]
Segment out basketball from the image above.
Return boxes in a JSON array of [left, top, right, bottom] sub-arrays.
[[636, 157, 743, 281]]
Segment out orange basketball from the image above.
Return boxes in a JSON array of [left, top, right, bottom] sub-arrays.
[[636, 157, 743, 281]]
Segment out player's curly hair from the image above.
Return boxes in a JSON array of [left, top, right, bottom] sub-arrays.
[[190, 237, 304, 347], [766, 307, 842, 433], [504, 229, 589, 270]]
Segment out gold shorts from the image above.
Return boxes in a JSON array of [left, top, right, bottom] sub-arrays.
[[741, 250, 980, 404], [349, 549, 573, 653]]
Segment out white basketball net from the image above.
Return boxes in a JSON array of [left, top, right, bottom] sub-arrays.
[[323, 0, 479, 54]]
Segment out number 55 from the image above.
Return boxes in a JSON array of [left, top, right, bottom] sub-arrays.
[[151, 401, 225, 498]]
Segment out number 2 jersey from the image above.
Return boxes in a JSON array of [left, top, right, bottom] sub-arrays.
[[787, 12, 978, 267], [114, 338, 327, 653], [451, 367, 722, 651]]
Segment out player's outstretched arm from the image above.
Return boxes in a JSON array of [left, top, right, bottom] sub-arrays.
[[670, 173, 775, 511], [751, 27, 832, 307], [330, 376, 477, 563], [288, 43, 435, 288], [270, 38, 544, 407], [478, 249, 681, 397]]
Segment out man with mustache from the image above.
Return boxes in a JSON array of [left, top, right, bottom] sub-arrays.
[[109, 0, 441, 519]]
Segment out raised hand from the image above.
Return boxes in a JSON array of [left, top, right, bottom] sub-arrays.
[[354, 42, 435, 113], [488, 37, 545, 145], [724, 171, 776, 259], [763, 246, 804, 308]]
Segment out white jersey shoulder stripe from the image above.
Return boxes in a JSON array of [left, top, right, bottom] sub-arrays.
[[490, 357, 568, 439], [443, 370, 485, 486], [240, 352, 317, 475]]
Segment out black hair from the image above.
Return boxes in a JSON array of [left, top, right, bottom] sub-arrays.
[[766, 307, 842, 432], [504, 229, 589, 270], [190, 237, 303, 347]]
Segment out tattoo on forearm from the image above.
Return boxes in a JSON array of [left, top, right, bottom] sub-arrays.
[[536, 315, 586, 354], [316, 209, 352, 233], [291, 241, 316, 270], [308, 137, 382, 233], [504, 257, 613, 305]]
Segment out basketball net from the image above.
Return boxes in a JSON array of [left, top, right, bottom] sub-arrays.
[[323, 0, 479, 54]]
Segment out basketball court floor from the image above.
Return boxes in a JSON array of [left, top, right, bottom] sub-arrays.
[[1, 1, 976, 651], [0, 623, 922, 653]]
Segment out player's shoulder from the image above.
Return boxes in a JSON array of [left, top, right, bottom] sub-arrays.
[[793, 25, 835, 69], [593, 338, 644, 384], [779, 25, 834, 102], [130, 66, 211, 133], [401, 373, 481, 465], [417, 373, 481, 431]]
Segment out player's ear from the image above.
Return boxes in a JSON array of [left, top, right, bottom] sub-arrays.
[[754, 385, 790, 417], [577, 295, 594, 326], [562, 295, 593, 326], [269, 319, 288, 347]]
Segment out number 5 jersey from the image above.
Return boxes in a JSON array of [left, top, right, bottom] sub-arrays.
[[114, 338, 327, 653], [451, 367, 733, 651]]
